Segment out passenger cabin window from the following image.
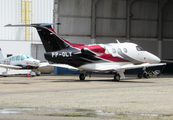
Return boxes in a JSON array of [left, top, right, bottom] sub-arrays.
[[12, 57, 16, 61], [123, 48, 127, 53], [112, 48, 116, 54], [16, 56, 20, 61], [136, 46, 143, 51]]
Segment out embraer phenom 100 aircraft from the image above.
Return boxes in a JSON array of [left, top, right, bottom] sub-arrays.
[[5, 23, 166, 81], [0, 49, 42, 76]]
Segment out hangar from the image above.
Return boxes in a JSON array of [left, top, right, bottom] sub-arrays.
[[52, 0, 173, 60], [0, 0, 173, 73]]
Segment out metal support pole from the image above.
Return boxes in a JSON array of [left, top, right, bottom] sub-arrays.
[[91, 0, 98, 44], [53, 0, 59, 34], [158, 0, 167, 59], [126, 0, 134, 42]]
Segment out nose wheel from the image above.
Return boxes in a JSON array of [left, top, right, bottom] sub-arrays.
[[137, 72, 150, 79]]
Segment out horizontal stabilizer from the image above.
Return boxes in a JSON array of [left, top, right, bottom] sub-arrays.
[[4, 22, 61, 27]]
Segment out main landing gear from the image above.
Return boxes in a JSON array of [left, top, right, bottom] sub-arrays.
[[79, 72, 87, 80], [138, 70, 161, 79], [30, 69, 41, 77], [79, 71, 122, 81], [113, 73, 121, 81]]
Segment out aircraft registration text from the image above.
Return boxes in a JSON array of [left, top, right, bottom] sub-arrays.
[[52, 52, 72, 57]]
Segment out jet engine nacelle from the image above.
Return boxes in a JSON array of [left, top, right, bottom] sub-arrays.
[[81, 45, 105, 56]]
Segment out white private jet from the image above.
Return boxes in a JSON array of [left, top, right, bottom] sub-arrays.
[[5, 23, 166, 81], [0, 49, 43, 77]]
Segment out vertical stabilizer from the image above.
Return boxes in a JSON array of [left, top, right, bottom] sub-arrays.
[[0, 48, 4, 60], [5, 23, 73, 52]]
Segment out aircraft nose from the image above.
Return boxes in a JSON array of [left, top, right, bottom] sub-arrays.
[[34, 61, 40, 66], [147, 53, 161, 63], [138, 52, 161, 63]]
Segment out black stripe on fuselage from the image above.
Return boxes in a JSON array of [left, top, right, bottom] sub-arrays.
[[44, 47, 106, 67]]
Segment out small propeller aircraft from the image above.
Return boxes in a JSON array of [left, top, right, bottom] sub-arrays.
[[5, 23, 166, 81], [0, 49, 42, 77]]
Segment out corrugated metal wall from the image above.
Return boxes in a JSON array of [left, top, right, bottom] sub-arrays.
[[96, 0, 126, 37], [162, 2, 173, 38], [58, 0, 91, 36], [55, 0, 173, 59], [0, 0, 53, 41], [130, 1, 158, 38]]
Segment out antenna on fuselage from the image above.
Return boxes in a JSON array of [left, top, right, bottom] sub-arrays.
[[116, 39, 120, 44]]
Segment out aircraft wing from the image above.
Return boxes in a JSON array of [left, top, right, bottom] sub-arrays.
[[96, 63, 166, 72], [116, 63, 166, 71], [38, 62, 49, 67], [48, 64, 79, 71], [0, 64, 22, 69]]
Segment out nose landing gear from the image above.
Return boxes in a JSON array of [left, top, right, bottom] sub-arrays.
[[137, 72, 149, 79]]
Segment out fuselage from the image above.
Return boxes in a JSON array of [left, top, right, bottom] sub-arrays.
[[44, 42, 160, 71], [0, 54, 40, 69]]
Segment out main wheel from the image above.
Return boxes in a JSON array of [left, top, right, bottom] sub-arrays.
[[30, 71, 36, 77], [36, 71, 41, 76], [138, 73, 142, 79], [79, 73, 85, 80], [113, 74, 120, 81]]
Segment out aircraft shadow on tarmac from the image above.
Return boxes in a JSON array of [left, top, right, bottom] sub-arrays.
[[49, 78, 154, 83], [1, 82, 29, 85]]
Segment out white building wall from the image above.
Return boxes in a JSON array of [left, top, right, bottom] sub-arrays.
[[0, 0, 53, 41], [32, 0, 54, 41], [0, 41, 31, 58]]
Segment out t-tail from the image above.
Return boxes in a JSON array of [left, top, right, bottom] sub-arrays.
[[5, 23, 79, 52]]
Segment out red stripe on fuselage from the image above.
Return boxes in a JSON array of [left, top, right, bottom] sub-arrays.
[[47, 27, 57, 34], [98, 53, 129, 62]]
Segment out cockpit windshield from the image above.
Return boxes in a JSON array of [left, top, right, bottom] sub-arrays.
[[21, 54, 33, 60], [136, 46, 144, 51]]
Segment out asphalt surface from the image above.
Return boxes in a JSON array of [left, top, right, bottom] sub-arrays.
[[0, 74, 173, 120]]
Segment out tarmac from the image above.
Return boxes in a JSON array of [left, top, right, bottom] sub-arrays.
[[0, 74, 173, 120]]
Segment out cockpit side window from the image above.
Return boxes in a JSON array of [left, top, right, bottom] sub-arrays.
[[136, 46, 143, 51], [21, 54, 33, 60], [27, 54, 33, 59]]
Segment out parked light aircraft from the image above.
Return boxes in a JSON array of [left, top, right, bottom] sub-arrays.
[[0, 49, 42, 76], [5, 23, 166, 81]]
